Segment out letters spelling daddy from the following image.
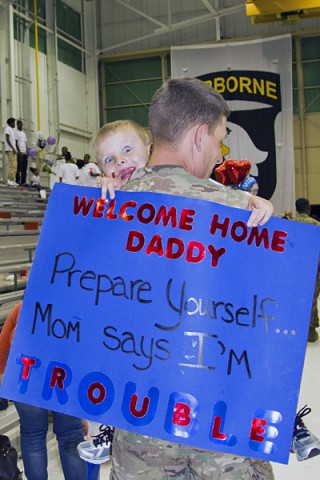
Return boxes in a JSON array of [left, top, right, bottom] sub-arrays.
[[73, 195, 288, 267]]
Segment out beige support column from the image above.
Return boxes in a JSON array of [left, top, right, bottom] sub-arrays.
[[84, 0, 100, 144], [45, 0, 60, 150], [0, 0, 16, 124]]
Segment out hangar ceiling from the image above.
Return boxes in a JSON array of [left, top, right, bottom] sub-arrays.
[[98, 0, 244, 54], [97, 0, 320, 55]]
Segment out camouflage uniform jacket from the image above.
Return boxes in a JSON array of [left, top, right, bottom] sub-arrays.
[[111, 165, 275, 480], [293, 212, 320, 226], [122, 165, 251, 210]]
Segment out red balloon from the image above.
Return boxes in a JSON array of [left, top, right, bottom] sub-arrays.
[[226, 160, 251, 185], [215, 160, 232, 185]]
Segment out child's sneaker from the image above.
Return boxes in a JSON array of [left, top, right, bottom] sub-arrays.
[[291, 405, 320, 461], [77, 425, 114, 464]]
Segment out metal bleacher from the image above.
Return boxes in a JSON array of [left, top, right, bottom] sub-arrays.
[[0, 150, 50, 473], [0, 182, 48, 329], [0, 179, 105, 479]]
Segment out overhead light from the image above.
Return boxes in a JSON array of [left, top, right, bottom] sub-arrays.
[[246, 0, 320, 24]]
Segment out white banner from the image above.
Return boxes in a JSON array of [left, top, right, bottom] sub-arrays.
[[171, 35, 294, 214]]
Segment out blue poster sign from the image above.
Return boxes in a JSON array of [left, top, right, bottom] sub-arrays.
[[1, 184, 319, 464]]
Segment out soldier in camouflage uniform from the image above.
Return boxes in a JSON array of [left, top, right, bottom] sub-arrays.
[[110, 78, 274, 479], [293, 197, 320, 342]]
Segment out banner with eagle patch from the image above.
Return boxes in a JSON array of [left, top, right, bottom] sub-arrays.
[[171, 34, 294, 214]]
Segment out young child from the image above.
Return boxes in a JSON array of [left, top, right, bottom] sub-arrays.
[[94, 119, 151, 199], [77, 120, 151, 465], [29, 167, 41, 190]]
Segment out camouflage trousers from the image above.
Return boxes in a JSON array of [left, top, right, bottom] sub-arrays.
[[109, 430, 274, 480], [310, 268, 320, 329]]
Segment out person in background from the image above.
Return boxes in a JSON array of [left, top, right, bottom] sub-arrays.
[[58, 146, 70, 161], [76, 159, 87, 186], [50, 146, 70, 189], [282, 209, 293, 220], [290, 199, 320, 461], [59, 152, 79, 185], [0, 302, 87, 480], [83, 153, 101, 187], [293, 197, 320, 343], [4, 117, 17, 186], [15, 120, 28, 185], [29, 167, 41, 190]]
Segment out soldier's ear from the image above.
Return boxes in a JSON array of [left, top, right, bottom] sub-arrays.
[[194, 124, 208, 152]]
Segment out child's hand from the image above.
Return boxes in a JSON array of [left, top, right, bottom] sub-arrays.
[[247, 196, 274, 227], [101, 176, 116, 200]]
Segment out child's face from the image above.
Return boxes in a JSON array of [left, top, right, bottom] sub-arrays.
[[95, 128, 149, 188]]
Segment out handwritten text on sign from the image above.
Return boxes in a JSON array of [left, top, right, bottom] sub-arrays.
[[1, 184, 319, 464]]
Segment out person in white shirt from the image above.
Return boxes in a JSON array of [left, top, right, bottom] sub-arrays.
[[83, 153, 101, 187], [4, 117, 17, 185], [15, 120, 28, 185], [59, 153, 79, 185], [76, 159, 87, 186], [50, 146, 70, 189]]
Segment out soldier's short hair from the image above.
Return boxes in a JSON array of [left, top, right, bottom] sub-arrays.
[[149, 77, 229, 147]]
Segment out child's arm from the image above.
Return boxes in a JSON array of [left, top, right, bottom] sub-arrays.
[[247, 196, 274, 227]]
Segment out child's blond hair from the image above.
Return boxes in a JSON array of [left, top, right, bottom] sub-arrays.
[[94, 120, 150, 150]]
